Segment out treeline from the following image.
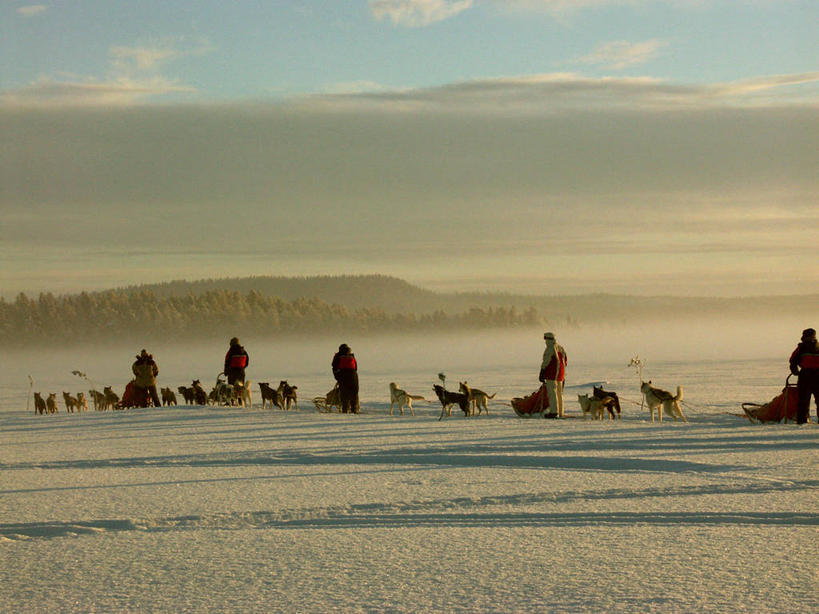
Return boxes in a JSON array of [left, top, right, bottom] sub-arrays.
[[0, 289, 543, 347]]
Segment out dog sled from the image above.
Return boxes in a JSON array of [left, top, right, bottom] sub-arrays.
[[313, 384, 341, 413], [119, 380, 150, 409], [511, 384, 553, 418], [741, 374, 799, 424]]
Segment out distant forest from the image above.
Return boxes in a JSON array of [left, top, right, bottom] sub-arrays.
[[2, 275, 815, 347]]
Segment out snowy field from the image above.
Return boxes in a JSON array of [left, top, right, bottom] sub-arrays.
[[1, 325, 817, 613]]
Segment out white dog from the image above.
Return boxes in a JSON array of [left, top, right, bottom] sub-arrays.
[[389, 382, 424, 416], [641, 381, 687, 422], [236, 380, 252, 408]]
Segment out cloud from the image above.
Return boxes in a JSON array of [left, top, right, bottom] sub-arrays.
[[16, 4, 47, 17], [299, 71, 819, 113], [109, 38, 215, 74], [0, 36, 212, 107], [576, 40, 668, 70], [370, 0, 474, 27], [0, 76, 195, 107]]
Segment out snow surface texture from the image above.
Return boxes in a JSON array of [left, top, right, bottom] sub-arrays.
[[1, 349, 817, 613]]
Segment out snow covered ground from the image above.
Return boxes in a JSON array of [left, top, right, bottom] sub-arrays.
[[1, 329, 817, 612]]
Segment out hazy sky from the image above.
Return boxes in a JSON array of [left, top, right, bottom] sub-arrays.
[[1, 1, 817, 298]]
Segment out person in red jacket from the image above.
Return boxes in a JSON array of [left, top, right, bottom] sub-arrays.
[[539, 332, 568, 418], [224, 337, 249, 386], [332, 343, 359, 414], [789, 327, 819, 424]]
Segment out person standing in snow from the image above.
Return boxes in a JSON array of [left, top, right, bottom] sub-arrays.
[[539, 332, 567, 418], [132, 349, 161, 408], [224, 337, 249, 386], [789, 327, 819, 424], [332, 343, 359, 414]]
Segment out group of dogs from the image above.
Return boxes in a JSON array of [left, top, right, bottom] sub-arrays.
[[33, 388, 125, 414], [576, 381, 686, 422], [429, 382, 496, 421], [32, 377, 687, 422]]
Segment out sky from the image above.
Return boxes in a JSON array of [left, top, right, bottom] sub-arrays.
[[1, 1, 817, 298]]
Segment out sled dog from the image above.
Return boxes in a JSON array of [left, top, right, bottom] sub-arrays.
[[76, 391, 89, 412], [103, 386, 119, 411], [160, 387, 177, 406], [459, 381, 495, 416], [191, 380, 208, 405], [177, 386, 195, 405], [277, 381, 297, 410], [577, 393, 616, 420], [389, 382, 423, 416], [641, 381, 687, 422], [62, 392, 79, 413], [34, 392, 47, 415], [259, 382, 284, 410], [433, 384, 470, 421], [46, 393, 59, 414], [593, 385, 621, 418]]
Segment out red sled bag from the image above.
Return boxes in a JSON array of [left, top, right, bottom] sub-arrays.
[[120, 380, 150, 409], [742, 375, 799, 423], [511, 384, 550, 418]]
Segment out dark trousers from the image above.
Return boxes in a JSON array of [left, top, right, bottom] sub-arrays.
[[137, 385, 161, 408], [796, 369, 819, 424], [337, 371, 359, 414]]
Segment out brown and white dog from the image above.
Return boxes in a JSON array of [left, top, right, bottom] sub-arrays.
[[641, 381, 687, 422], [46, 393, 59, 414], [76, 391, 89, 412], [577, 393, 617, 420], [459, 381, 495, 416], [389, 382, 423, 416]]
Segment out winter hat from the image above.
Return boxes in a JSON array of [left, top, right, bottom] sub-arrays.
[[802, 328, 816, 341], [230, 337, 240, 346], [339, 343, 350, 353], [544, 332, 555, 341]]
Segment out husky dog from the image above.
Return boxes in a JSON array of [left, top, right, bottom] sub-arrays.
[[46, 393, 59, 414], [103, 386, 120, 411], [62, 392, 79, 413], [259, 382, 284, 410], [191, 380, 208, 405], [177, 385, 195, 405], [277, 381, 297, 411], [593, 385, 621, 418], [641, 381, 687, 422], [459, 381, 496, 416], [235, 380, 252, 408], [89, 389, 106, 411], [76, 392, 89, 412], [161, 387, 177, 406], [433, 384, 470, 421], [389, 382, 424, 416], [577, 393, 616, 420], [34, 392, 47, 415]]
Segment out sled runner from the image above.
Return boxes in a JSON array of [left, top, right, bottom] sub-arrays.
[[741, 374, 799, 424], [511, 384, 553, 418]]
